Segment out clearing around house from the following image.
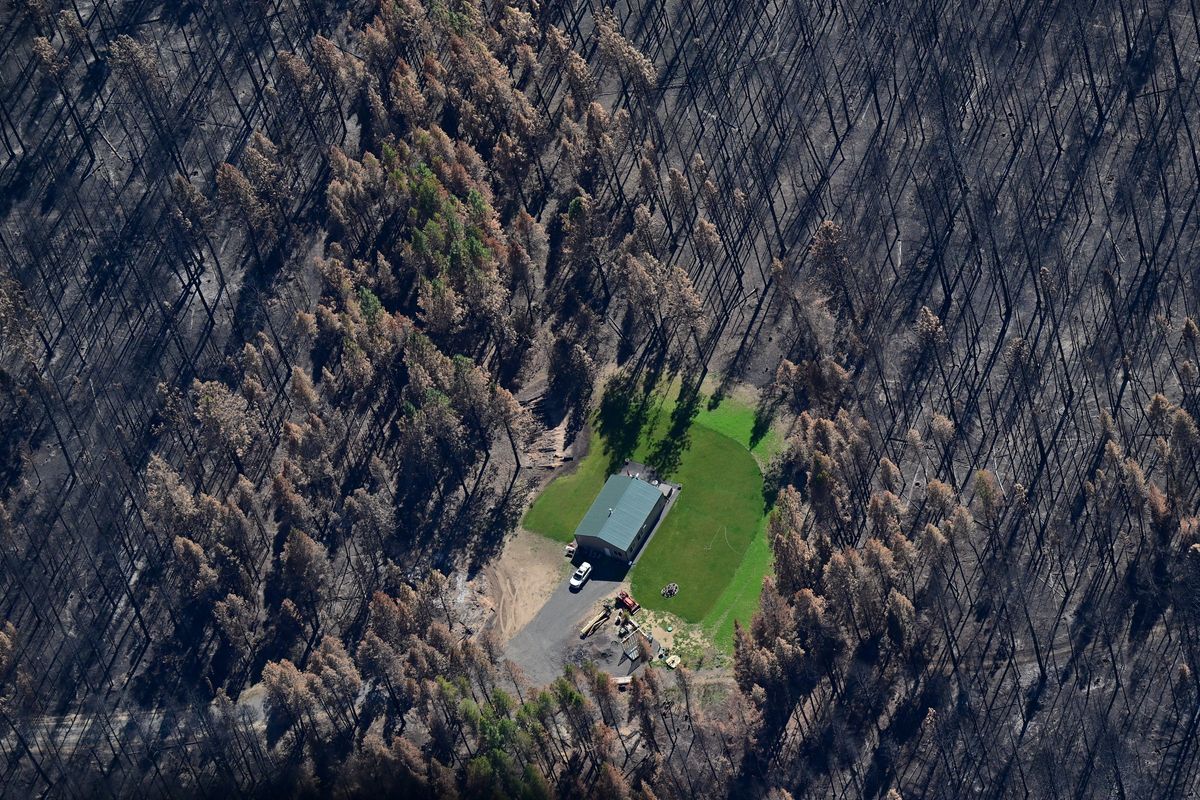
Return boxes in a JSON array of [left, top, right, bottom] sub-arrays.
[[522, 377, 783, 652]]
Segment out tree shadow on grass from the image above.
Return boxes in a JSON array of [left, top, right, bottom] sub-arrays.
[[646, 383, 702, 478], [596, 371, 653, 474], [596, 370, 707, 478], [750, 393, 778, 451]]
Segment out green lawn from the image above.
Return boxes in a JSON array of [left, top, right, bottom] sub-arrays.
[[702, 516, 772, 648], [521, 379, 779, 651], [629, 425, 765, 622], [695, 392, 786, 465], [520, 429, 607, 543]]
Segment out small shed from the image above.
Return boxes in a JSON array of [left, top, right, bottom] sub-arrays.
[[573, 475, 667, 561]]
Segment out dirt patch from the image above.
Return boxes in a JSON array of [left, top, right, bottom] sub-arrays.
[[520, 415, 595, 491], [514, 368, 594, 475], [713, 380, 763, 409], [480, 527, 571, 643], [523, 417, 570, 470], [635, 608, 730, 671]]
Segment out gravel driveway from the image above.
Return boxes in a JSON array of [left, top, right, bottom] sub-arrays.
[[503, 558, 639, 686]]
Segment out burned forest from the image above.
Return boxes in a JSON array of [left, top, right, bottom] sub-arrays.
[[2, 0, 1200, 797]]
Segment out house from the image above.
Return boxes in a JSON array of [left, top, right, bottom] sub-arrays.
[[573, 474, 668, 561]]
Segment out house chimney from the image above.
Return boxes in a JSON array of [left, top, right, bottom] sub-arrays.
[[608, 508, 613, 516]]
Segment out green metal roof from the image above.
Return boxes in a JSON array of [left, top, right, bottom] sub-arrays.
[[574, 475, 663, 551]]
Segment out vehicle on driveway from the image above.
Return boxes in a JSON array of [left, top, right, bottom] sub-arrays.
[[569, 562, 593, 590]]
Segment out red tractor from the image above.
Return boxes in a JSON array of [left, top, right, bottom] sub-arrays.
[[616, 590, 641, 614]]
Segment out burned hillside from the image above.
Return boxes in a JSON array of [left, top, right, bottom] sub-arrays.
[[0, 0, 1199, 798]]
